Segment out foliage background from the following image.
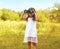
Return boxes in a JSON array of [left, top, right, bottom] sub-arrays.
[[0, 4, 60, 49]]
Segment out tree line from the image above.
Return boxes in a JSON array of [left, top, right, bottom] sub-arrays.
[[0, 4, 60, 23]]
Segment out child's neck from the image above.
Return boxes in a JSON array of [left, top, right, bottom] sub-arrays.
[[29, 16, 33, 18]]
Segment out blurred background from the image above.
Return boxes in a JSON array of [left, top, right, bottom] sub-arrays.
[[0, 0, 60, 49]]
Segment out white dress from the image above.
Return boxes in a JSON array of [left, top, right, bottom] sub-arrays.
[[24, 17, 38, 43]]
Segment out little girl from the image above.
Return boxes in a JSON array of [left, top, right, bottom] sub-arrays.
[[20, 8, 38, 49]]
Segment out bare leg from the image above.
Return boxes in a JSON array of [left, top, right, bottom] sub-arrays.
[[28, 42, 31, 49], [32, 42, 37, 49]]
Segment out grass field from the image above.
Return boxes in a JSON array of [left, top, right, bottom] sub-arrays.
[[0, 21, 60, 49]]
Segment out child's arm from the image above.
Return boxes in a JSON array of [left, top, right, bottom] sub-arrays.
[[20, 12, 27, 20], [35, 13, 38, 21]]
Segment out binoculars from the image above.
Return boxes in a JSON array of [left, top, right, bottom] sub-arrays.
[[24, 9, 34, 13]]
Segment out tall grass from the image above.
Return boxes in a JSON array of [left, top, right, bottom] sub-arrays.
[[0, 21, 60, 49]]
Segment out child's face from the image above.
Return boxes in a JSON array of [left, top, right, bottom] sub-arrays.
[[28, 12, 35, 17]]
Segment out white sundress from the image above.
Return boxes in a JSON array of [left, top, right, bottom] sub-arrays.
[[24, 17, 38, 43]]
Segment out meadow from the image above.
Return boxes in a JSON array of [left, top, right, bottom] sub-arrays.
[[0, 21, 60, 49]]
